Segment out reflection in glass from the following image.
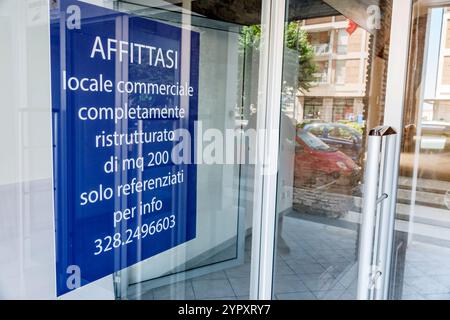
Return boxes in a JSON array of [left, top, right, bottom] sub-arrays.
[[273, 0, 393, 300], [393, 2, 450, 300]]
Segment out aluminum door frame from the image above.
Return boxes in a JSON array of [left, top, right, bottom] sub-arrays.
[[249, 0, 286, 300], [380, 0, 413, 299]]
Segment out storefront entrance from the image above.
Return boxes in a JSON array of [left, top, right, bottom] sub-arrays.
[[0, 0, 449, 300]]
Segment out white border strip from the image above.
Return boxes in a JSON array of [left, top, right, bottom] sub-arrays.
[[382, 0, 413, 299], [249, 0, 286, 300]]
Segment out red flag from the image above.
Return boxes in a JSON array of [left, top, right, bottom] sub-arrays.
[[346, 20, 358, 36]]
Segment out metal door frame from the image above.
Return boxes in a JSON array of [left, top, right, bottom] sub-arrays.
[[249, 0, 287, 300]]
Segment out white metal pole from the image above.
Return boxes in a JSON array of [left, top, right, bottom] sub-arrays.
[[357, 135, 382, 300], [375, 134, 397, 300]]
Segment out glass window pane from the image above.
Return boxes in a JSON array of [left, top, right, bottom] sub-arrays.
[[273, 0, 392, 300], [0, 0, 264, 300], [337, 29, 349, 55], [393, 2, 450, 300]]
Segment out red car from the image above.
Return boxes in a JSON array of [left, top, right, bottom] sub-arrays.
[[294, 130, 361, 189]]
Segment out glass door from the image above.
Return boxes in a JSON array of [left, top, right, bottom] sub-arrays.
[[0, 0, 271, 300], [268, 0, 405, 300], [87, 0, 266, 300], [389, 0, 450, 300]]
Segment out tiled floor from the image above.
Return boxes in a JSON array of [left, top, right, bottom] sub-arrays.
[[131, 214, 450, 300], [401, 242, 450, 300], [273, 216, 358, 300]]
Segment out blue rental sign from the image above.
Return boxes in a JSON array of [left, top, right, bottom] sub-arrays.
[[50, 0, 199, 296]]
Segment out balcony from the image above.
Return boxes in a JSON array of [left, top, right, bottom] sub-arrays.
[[313, 72, 329, 84], [312, 43, 331, 56]]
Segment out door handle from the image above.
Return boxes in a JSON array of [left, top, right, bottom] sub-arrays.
[[357, 126, 398, 300]]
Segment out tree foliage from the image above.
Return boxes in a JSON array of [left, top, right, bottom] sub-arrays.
[[240, 22, 318, 93]]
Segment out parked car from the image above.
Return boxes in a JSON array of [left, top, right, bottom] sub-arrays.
[[303, 122, 363, 162], [297, 119, 325, 129], [294, 130, 361, 190]]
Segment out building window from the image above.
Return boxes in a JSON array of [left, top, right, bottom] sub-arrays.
[[308, 31, 331, 55], [333, 98, 355, 121], [336, 29, 349, 54], [304, 98, 324, 119], [313, 61, 329, 83], [335, 60, 346, 84]]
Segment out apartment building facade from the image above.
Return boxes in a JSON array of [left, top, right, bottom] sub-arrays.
[[296, 15, 369, 124]]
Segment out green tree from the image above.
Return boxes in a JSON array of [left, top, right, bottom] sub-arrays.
[[240, 22, 318, 93]]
